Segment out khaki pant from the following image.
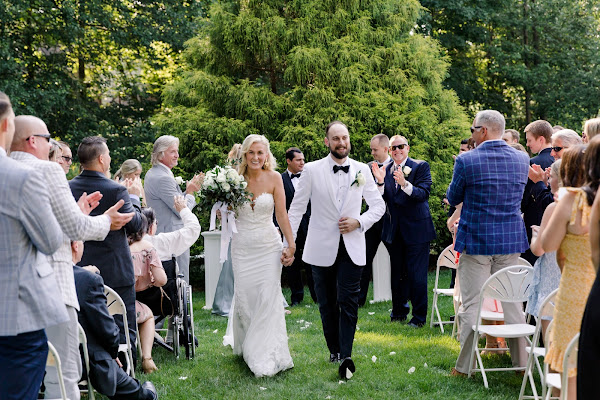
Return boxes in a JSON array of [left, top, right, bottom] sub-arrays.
[[454, 252, 527, 373]]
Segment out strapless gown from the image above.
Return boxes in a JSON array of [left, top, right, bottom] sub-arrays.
[[223, 193, 293, 377]]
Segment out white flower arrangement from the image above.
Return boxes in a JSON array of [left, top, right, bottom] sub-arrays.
[[351, 170, 366, 187], [198, 165, 251, 212], [174, 176, 185, 185], [402, 165, 412, 177]]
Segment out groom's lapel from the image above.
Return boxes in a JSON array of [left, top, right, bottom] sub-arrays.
[[321, 157, 338, 210]]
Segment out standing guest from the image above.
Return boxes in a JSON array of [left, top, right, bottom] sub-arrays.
[[358, 134, 391, 307], [447, 110, 530, 377], [11, 116, 132, 400], [541, 145, 594, 400], [578, 137, 600, 398], [72, 242, 158, 400], [0, 92, 69, 400], [372, 135, 436, 327], [582, 118, 600, 144], [114, 159, 146, 206], [144, 135, 204, 284], [502, 129, 520, 144], [213, 144, 242, 317], [57, 140, 73, 174], [287, 121, 385, 379], [509, 143, 528, 153], [551, 129, 583, 160], [69, 136, 143, 363], [522, 120, 555, 265], [553, 125, 566, 133], [280, 146, 317, 306]]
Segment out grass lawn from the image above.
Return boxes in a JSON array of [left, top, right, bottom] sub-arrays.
[[97, 270, 534, 399]]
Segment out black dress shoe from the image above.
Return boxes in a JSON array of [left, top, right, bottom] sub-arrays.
[[339, 357, 356, 380], [391, 316, 407, 323], [329, 353, 340, 363], [141, 381, 158, 400], [407, 321, 425, 328]]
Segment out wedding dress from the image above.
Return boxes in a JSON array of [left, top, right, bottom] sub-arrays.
[[223, 192, 294, 377]]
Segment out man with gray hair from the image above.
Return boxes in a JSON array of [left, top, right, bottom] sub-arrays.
[[446, 110, 530, 377], [144, 135, 204, 283], [551, 129, 583, 160]]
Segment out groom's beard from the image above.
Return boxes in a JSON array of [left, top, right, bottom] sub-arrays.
[[329, 143, 350, 160]]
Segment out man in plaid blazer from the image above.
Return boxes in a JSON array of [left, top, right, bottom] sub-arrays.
[[10, 116, 134, 399], [0, 93, 69, 400], [446, 110, 530, 376]]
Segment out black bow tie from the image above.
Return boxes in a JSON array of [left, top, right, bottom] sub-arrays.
[[290, 173, 301, 179], [333, 165, 350, 174], [377, 163, 384, 168]]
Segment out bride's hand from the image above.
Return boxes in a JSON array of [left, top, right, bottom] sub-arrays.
[[281, 246, 295, 266]]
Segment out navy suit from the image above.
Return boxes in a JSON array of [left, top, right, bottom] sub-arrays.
[[279, 171, 316, 304], [381, 158, 436, 325], [70, 170, 142, 362], [521, 147, 555, 264], [74, 266, 154, 399]]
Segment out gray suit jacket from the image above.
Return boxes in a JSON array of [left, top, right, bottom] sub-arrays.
[[11, 151, 111, 309], [144, 164, 196, 277], [0, 150, 68, 336]]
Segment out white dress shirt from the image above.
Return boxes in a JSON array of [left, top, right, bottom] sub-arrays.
[[377, 158, 413, 196], [287, 169, 300, 190], [144, 208, 201, 261], [328, 155, 351, 212]]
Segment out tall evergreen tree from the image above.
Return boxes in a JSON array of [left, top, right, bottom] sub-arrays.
[[156, 0, 470, 250]]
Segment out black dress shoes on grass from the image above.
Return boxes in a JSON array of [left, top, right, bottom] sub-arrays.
[[339, 357, 356, 380]]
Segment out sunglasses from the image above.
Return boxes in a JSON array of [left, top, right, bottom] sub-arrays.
[[26, 133, 51, 142], [391, 144, 407, 151], [551, 146, 565, 153], [470, 126, 483, 133]]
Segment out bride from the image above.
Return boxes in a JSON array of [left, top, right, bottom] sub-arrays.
[[223, 134, 296, 377]]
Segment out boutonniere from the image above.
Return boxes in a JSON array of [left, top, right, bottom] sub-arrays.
[[351, 170, 366, 187], [402, 166, 412, 177], [174, 176, 185, 186]]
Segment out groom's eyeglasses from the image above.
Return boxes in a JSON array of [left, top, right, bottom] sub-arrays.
[[391, 144, 407, 151]]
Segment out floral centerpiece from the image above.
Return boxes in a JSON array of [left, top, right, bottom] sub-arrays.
[[198, 165, 252, 262]]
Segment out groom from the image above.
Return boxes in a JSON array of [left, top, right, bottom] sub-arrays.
[[286, 121, 385, 379]]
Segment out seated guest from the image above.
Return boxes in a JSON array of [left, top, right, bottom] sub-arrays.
[[541, 145, 594, 400], [127, 213, 167, 374], [72, 241, 158, 399]]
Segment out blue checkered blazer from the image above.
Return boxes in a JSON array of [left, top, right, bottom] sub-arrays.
[[446, 140, 530, 255]]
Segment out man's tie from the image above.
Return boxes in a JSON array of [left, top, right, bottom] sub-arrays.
[[291, 173, 301, 179], [377, 163, 384, 168], [333, 165, 350, 173]]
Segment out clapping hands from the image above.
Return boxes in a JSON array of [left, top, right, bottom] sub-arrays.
[[186, 173, 205, 195], [371, 162, 386, 184]]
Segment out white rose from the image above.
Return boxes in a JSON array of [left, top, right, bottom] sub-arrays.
[[403, 166, 412, 176], [241, 181, 248, 189], [216, 172, 226, 183], [221, 182, 231, 192], [357, 171, 366, 186], [204, 176, 214, 188], [174, 176, 184, 185], [226, 168, 238, 180]]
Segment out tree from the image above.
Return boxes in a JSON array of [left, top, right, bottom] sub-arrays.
[[155, 0, 471, 253], [420, 0, 600, 130]]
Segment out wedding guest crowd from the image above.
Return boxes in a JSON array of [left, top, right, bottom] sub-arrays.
[[4, 82, 600, 400]]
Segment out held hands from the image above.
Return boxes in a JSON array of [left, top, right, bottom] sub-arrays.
[[174, 195, 186, 212], [104, 199, 135, 230], [77, 191, 103, 215], [339, 217, 360, 235], [186, 173, 205, 195], [370, 162, 386, 184], [281, 246, 296, 266]]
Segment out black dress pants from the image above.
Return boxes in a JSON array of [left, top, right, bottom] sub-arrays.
[[311, 237, 363, 359]]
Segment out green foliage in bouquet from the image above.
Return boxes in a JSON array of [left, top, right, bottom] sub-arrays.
[[197, 165, 252, 213]]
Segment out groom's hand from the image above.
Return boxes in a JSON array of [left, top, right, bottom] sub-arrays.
[[339, 217, 360, 234]]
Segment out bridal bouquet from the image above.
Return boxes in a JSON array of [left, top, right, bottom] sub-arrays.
[[198, 165, 251, 213], [198, 165, 251, 262]]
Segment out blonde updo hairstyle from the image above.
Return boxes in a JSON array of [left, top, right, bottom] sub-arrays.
[[238, 134, 277, 176], [114, 159, 143, 180]]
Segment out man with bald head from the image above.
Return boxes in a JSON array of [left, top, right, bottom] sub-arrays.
[[10, 116, 134, 399], [446, 110, 530, 377], [0, 94, 68, 400]]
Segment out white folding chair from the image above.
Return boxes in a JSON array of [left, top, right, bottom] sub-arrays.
[[430, 244, 459, 334], [519, 288, 559, 400], [78, 323, 96, 400], [519, 257, 533, 268], [46, 341, 68, 400], [544, 332, 579, 400], [468, 265, 535, 388], [104, 285, 135, 379]]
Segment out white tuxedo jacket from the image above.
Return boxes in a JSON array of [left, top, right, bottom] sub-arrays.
[[287, 156, 385, 267]]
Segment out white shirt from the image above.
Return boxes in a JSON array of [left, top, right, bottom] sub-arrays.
[[144, 208, 201, 260], [328, 155, 351, 212], [377, 158, 413, 196], [287, 169, 300, 190]]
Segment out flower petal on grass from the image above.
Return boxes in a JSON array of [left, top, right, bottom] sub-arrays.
[[179, 376, 188, 380], [368, 312, 375, 315], [371, 356, 377, 362], [389, 351, 396, 355], [408, 367, 416, 374], [213, 329, 218, 333]]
